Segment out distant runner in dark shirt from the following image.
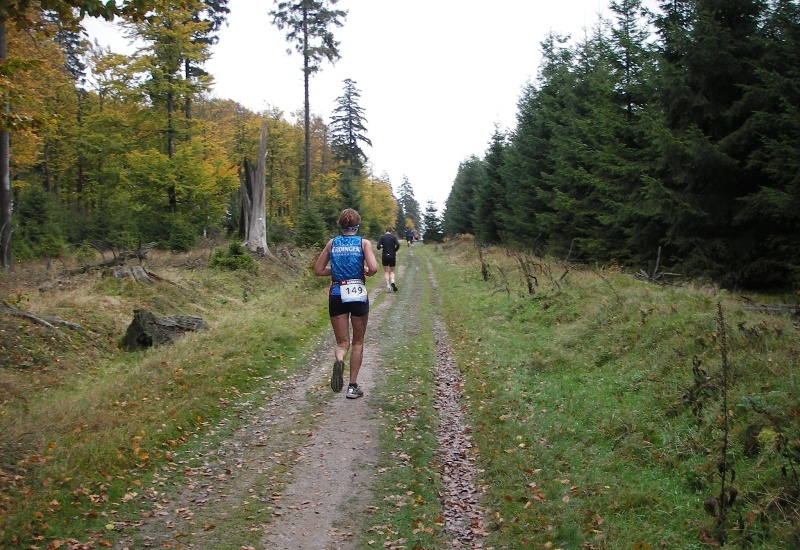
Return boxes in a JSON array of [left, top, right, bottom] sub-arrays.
[[376, 228, 401, 293], [405, 227, 415, 246]]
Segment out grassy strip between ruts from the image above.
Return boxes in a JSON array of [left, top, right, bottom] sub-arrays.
[[0, 249, 335, 548], [418, 238, 800, 549], [362, 246, 450, 549]]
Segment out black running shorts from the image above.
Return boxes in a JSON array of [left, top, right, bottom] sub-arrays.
[[328, 294, 369, 318], [381, 254, 396, 267]]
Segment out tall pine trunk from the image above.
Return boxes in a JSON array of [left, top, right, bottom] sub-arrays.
[[302, 27, 311, 204], [0, 22, 11, 270]]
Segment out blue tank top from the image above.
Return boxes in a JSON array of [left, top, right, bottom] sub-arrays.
[[329, 235, 364, 296]]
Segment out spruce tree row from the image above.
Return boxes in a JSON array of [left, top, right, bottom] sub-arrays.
[[444, 0, 800, 289]]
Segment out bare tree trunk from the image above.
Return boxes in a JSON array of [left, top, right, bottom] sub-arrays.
[[0, 22, 12, 270], [184, 59, 192, 124], [303, 56, 311, 204], [244, 122, 271, 256], [239, 161, 252, 240], [166, 83, 177, 212], [302, 18, 311, 205]]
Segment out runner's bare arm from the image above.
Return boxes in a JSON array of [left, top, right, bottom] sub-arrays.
[[313, 240, 333, 277], [362, 240, 378, 276]]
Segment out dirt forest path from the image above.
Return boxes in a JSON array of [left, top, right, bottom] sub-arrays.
[[113, 245, 485, 549]]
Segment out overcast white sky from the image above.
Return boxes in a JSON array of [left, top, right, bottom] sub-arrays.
[[85, 0, 628, 211]]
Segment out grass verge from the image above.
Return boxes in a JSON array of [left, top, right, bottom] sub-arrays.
[[0, 246, 331, 548], [419, 238, 800, 549]]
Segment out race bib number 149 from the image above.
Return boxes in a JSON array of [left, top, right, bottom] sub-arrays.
[[341, 281, 367, 302]]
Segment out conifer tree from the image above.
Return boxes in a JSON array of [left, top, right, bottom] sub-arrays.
[[605, 0, 665, 264], [557, 6, 659, 264], [547, 27, 618, 259], [394, 199, 406, 237], [422, 200, 444, 243], [502, 33, 575, 251], [443, 156, 482, 237], [294, 203, 326, 248], [726, 0, 800, 286], [472, 127, 507, 244], [337, 166, 361, 212], [397, 176, 420, 230], [330, 78, 371, 174], [183, 0, 229, 121], [654, 0, 773, 284], [271, 0, 347, 204]]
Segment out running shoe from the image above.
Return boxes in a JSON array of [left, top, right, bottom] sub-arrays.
[[346, 384, 364, 399], [331, 360, 344, 393], [386, 284, 392, 293], [391, 282, 398, 292]]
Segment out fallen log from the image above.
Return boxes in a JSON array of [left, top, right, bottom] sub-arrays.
[[742, 304, 800, 316], [65, 242, 157, 276], [38, 279, 76, 293], [2, 301, 57, 330], [1, 301, 70, 341], [122, 309, 208, 351], [145, 270, 191, 291]]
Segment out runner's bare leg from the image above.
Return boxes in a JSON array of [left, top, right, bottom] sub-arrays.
[[330, 314, 350, 362], [349, 314, 369, 384]]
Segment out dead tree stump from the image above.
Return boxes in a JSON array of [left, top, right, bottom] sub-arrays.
[[106, 266, 155, 284], [122, 309, 209, 351]]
